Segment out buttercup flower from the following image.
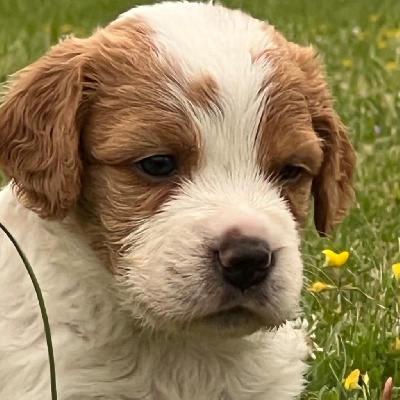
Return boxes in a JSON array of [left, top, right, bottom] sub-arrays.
[[343, 369, 369, 391], [385, 28, 400, 38], [386, 61, 397, 70], [370, 14, 378, 22], [308, 281, 333, 293], [342, 59, 352, 67], [322, 250, 349, 267], [389, 337, 400, 352], [343, 369, 362, 391], [392, 263, 400, 280], [378, 40, 387, 49]]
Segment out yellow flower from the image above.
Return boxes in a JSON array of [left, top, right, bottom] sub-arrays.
[[386, 61, 397, 70], [385, 28, 400, 38], [378, 40, 387, 49], [370, 14, 378, 22], [388, 337, 400, 353], [308, 281, 331, 293], [322, 250, 349, 267], [392, 263, 400, 280], [342, 59, 352, 67], [342, 370, 369, 391], [389, 337, 400, 351], [343, 369, 362, 391]]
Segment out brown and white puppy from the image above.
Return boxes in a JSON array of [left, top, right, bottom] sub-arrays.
[[0, 2, 355, 399]]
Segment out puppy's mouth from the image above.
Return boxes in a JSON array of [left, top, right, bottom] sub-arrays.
[[191, 305, 277, 336], [203, 306, 263, 323]]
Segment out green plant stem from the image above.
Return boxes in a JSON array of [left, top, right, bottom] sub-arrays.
[[0, 222, 57, 400]]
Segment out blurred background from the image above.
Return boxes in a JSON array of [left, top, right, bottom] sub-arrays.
[[1, 0, 400, 398]]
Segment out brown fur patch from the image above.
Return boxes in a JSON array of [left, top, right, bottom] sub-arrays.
[[256, 39, 355, 233], [255, 47, 322, 227], [0, 37, 93, 218], [76, 19, 202, 269], [186, 74, 220, 111]]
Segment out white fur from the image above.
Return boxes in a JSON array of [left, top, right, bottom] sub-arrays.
[[0, 186, 307, 399], [0, 2, 309, 399]]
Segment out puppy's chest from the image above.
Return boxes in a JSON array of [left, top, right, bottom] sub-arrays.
[[63, 335, 304, 400]]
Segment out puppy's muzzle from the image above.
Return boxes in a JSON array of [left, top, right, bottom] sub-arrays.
[[215, 233, 274, 291]]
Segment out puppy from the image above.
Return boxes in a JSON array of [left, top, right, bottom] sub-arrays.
[[0, 2, 355, 399]]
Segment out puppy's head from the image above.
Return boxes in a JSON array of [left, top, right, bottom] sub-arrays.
[[0, 2, 355, 336]]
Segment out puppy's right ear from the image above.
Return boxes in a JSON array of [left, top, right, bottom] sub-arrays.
[[0, 37, 93, 219]]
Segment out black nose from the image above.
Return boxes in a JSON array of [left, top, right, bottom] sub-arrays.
[[217, 236, 274, 290]]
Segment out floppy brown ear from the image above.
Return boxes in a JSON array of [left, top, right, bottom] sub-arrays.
[[291, 45, 356, 235], [0, 37, 92, 219]]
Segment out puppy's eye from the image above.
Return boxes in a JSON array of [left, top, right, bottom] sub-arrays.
[[278, 165, 305, 183], [138, 155, 177, 177]]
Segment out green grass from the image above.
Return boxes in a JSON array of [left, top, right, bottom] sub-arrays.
[[1, 0, 400, 399]]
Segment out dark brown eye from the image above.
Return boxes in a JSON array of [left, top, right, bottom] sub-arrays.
[[279, 165, 305, 182], [138, 155, 177, 177]]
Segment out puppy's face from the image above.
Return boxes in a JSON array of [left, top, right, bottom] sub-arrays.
[[0, 3, 355, 336]]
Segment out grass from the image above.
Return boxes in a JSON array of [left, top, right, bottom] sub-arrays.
[[1, 0, 400, 398]]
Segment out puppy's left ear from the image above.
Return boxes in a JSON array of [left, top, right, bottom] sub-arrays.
[[292, 45, 356, 235]]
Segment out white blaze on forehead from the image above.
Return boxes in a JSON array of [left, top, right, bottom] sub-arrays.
[[121, 1, 275, 173]]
